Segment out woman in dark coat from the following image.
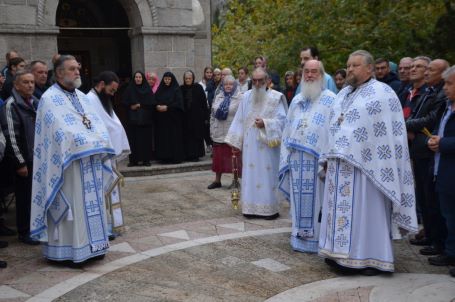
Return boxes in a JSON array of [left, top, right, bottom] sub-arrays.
[[122, 71, 155, 166], [154, 71, 185, 164], [180, 70, 209, 161]]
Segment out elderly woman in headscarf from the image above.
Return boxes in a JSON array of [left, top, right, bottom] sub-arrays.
[[153, 71, 185, 164], [146, 71, 160, 93], [180, 70, 209, 162], [122, 71, 155, 166], [207, 75, 242, 189]]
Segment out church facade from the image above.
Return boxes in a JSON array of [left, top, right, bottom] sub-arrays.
[[0, 0, 211, 84]]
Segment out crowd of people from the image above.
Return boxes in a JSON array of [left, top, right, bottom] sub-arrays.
[[0, 46, 454, 281]]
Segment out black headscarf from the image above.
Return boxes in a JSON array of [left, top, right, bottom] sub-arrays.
[[155, 71, 183, 110], [122, 71, 154, 105], [180, 70, 195, 110]]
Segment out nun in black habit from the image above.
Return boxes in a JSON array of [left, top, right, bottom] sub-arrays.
[[153, 71, 185, 164], [122, 71, 155, 166], [180, 70, 209, 161]]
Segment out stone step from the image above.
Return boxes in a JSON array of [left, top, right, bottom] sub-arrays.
[[118, 155, 212, 177]]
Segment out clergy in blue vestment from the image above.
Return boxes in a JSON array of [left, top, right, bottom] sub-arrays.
[[279, 60, 336, 253], [30, 55, 116, 265], [225, 68, 287, 219], [319, 50, 418, 275]]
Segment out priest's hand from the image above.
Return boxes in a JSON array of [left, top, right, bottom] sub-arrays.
[[17, 166, 28, 177], [428, 135, 440, 152], [254, 118, 264, 128]]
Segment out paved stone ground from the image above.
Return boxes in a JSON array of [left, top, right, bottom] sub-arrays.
[[0, 170, 454, 302]]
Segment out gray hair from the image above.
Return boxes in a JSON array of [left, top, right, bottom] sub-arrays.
[[302, 60, 326, 77], [13, 68, 33, 83], [413, 56, 431, 65], [54, 55, 76, 74], [253, 67, 269, 80], [284, 71, 294, 78], [223, 75, 236, 84], [349, 50, 374, 66], [442, 65, 455, 81]]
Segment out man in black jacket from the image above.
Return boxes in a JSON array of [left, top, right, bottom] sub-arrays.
[[375, 58, 401, 93], [427, 65, 455, 277], [0, 69, 40, 245], [406, 59, 449, 252]]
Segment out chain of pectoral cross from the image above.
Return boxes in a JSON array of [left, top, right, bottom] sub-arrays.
[[336, 88, 359, 126], [64, 92, 92, 129]]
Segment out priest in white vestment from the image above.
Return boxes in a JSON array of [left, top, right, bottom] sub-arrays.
[[30, 56, 115, 265], [225, 68, 287, 219], [87, 71, 130, 238], [279, 60, 336, 253], [319, 50, 418, 275]]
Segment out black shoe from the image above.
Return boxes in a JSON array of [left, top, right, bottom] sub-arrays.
[[92, 254, 105, 261], [207, 182, 222, 189], [0, 260, 6, 268], [108, 234, 116, 241], [18, 235, 40, 246], [264, 213, 280, 220], [143, 161, 152, 167], [324, 258, 338, 268], [0, 241, 8, 248], [409, 237, 431, 246], [450, 268, 455, 277], [127, 162, 138, 167], [361, 268, 384, 276], [243, 214, 257, 219], [420, 246, 443, 256], [0, 224, 16, 236], [428, 254, 455, 266]]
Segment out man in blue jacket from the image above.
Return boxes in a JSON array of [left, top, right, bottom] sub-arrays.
[[427, 65, 455, 277]]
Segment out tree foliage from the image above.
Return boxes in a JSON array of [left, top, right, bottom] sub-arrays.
[[212, 0, 449, 78]]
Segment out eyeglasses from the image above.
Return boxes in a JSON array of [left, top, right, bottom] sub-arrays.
[[252, 78, 265, 83]]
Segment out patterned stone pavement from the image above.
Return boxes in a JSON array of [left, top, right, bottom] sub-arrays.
[[0, 170, 454, 302]]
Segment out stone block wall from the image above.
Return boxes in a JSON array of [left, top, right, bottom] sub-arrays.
[[0, 0, 211, 83]]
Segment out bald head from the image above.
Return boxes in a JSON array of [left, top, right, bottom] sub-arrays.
[[252, 67, 268, 89], [425, 59, 450, 86], [398, 57, 413, 82]]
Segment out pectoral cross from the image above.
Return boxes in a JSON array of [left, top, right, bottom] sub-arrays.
[[337, 113, 344, 126], [82, 115, 92, 129]]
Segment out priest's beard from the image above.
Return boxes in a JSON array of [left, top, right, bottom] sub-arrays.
[[100, 90, 114, 117], [251, 85, 267, 105], [63, 76, 82, 90], [300, 78, 323, 101]]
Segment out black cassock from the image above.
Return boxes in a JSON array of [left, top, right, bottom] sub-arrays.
[[180, 83, 209, 161], [122, 71, 155, 164], [154, 72, 185, 163]]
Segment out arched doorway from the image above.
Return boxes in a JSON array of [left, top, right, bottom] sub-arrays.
[[56, 0, 132, 92]]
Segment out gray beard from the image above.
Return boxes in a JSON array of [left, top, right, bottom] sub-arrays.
[[64, 77, 82, 89], [300, 79, 323, 101], [252, 86, 267, 105]]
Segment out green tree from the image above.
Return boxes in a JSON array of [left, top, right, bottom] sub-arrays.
[[213, 0, 447, 79]]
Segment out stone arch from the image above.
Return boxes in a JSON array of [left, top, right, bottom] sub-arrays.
[[37, 0, 158, 27]]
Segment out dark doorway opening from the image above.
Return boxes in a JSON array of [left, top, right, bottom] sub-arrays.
[[56, 0, 132, 93]]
